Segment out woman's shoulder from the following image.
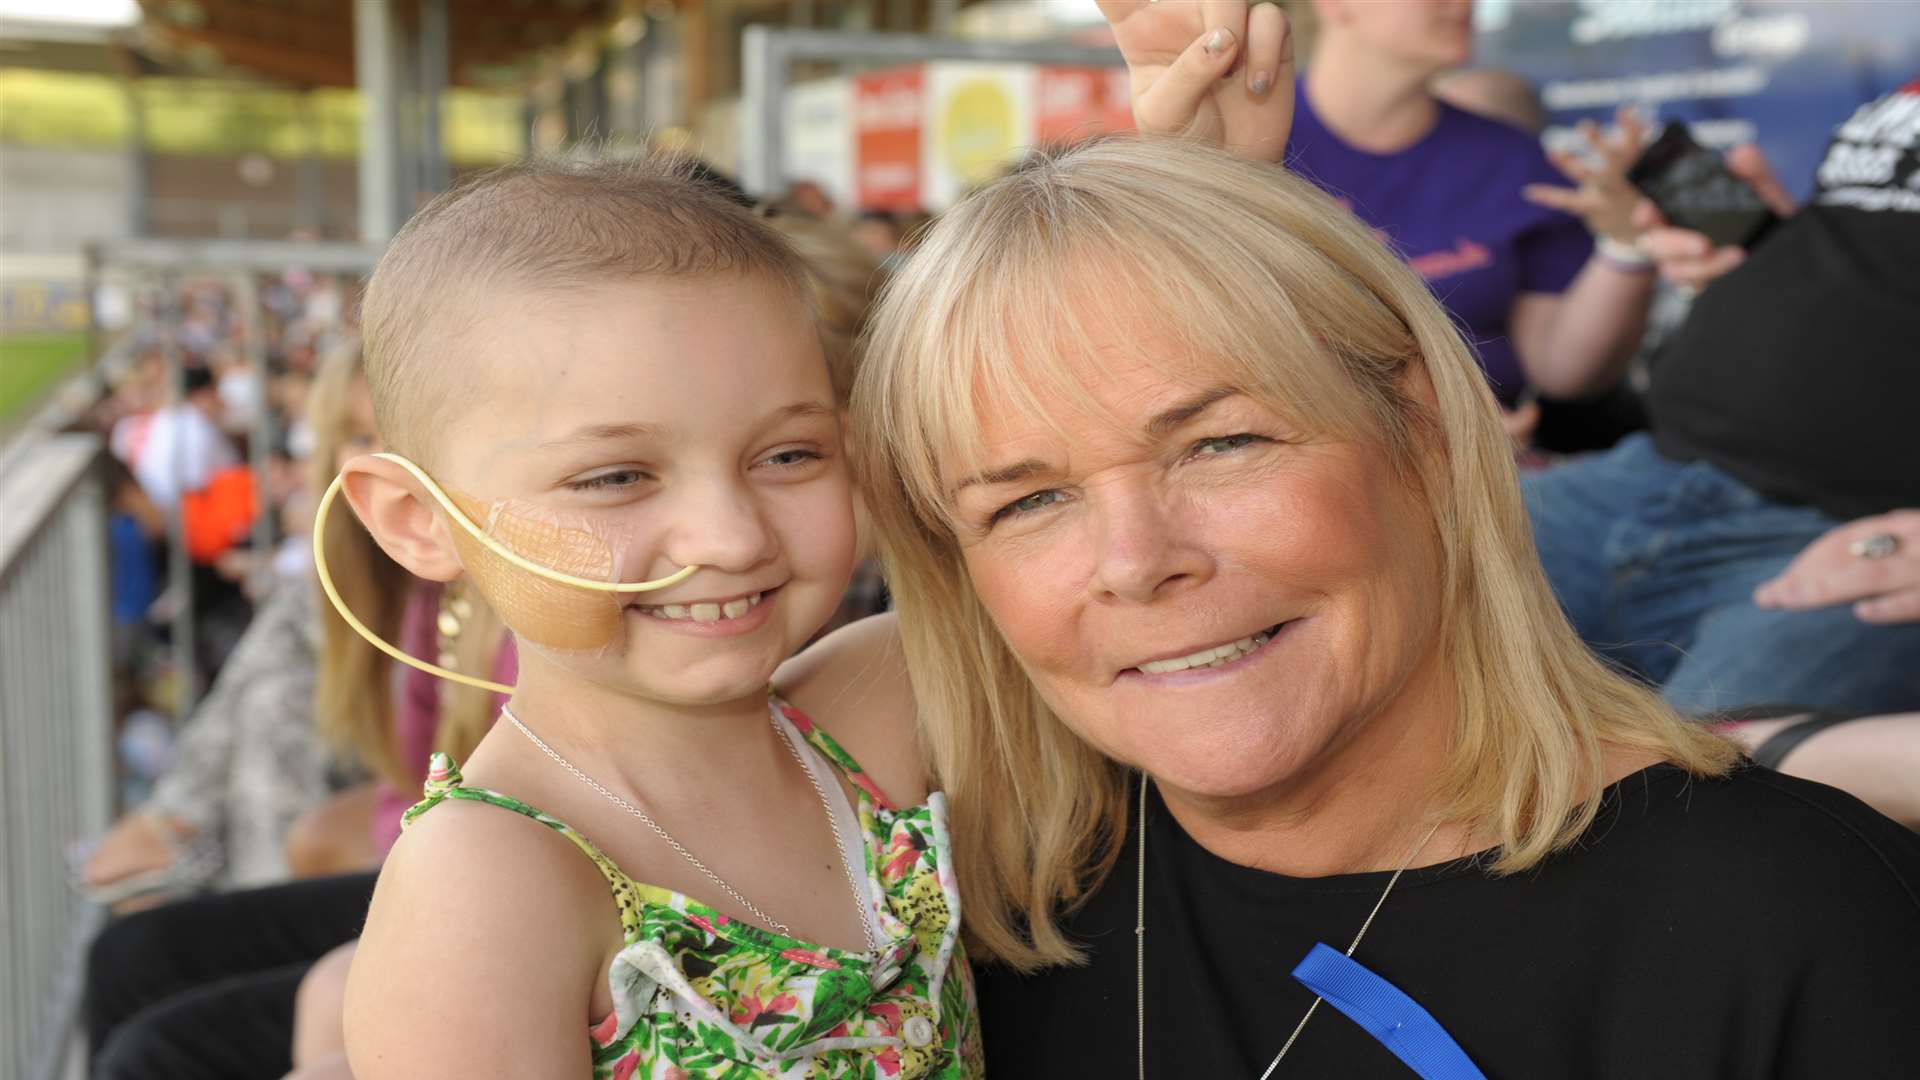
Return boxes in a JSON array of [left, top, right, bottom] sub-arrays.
[[775, 612, 926, 804], [1593, 762, 1920, 909]]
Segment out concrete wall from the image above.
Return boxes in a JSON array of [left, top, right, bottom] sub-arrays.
[[0, 145, 135, 254]]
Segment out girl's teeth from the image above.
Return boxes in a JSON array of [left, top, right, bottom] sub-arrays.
[[642, 592, 766, 622]]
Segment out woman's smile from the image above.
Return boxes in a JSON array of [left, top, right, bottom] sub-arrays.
[[1115, 620, 1294, 681]]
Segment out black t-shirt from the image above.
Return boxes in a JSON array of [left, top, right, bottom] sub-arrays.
[[1648, 82, 1920, 521], [975, 765, 1920, 1077]]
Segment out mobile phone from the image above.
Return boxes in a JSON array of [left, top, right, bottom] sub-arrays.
[[1626, 123, 1778, 249]]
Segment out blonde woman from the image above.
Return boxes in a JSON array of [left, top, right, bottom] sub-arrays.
[[840, 11, 1920, 1075]]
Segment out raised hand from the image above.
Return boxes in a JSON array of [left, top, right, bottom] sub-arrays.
[[1522, 107, 1653, 244], [1097, 0, 1296, 163]]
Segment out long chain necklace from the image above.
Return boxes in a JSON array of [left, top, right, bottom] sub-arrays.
[[503, 704, 880, 951], [1134, 773, 1442, 1079]]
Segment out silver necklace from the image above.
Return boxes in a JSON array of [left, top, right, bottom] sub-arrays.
[[1134, 773, 1442, 1079], [503, 704, 880, 951]]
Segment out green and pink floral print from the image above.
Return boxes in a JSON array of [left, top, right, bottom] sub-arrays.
[[403, 695, 983, 1079]]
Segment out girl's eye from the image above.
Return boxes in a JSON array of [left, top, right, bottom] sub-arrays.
[[760, 448, 824, 469], [992, 489, 1067, 523], [566, 469, 646, 492], [1192, 433, 1263, 458]]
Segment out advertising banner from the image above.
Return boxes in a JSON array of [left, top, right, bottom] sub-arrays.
[[924, 62, 1037, 208], [853, 66, 925, 211], [1473, 0, 1920, 199], [783, 77, 855, 208]]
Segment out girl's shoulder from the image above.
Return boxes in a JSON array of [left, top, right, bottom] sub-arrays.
[[382, 761, 626, 933], [350, 772, 619, 1075], [775, 612, 927, 805]]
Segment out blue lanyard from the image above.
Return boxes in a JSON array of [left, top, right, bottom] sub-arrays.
[[1291, 943, 1487, 1079]]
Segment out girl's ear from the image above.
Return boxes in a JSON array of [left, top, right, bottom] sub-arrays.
[[338, 454, 464, 582]]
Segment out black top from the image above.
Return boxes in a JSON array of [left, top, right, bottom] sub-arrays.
[[975, 764, 1920, 1078], [1647, 82, 1920, 521]]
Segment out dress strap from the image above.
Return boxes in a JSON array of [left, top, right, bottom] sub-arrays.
[[404, 753, 644, 939], [768, 694, 898, 811]]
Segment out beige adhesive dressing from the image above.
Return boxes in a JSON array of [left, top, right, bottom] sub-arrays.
[[446, 490, 628, 652]]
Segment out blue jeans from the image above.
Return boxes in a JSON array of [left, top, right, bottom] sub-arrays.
[[1522, 435, 1920, 715]]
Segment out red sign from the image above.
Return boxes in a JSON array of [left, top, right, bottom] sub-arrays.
[[854, 67, 925, 211], [1035, 66, 1135, 146]]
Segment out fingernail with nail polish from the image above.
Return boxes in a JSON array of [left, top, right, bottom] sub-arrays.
[[1251, 72, 1272, 95], [1205, 27, 1233, 56]]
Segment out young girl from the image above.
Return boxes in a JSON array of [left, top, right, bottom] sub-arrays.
[[330, 154, 978, 1078]]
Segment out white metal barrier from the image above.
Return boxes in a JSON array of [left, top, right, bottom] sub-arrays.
[[0, 433, 114, 1080]]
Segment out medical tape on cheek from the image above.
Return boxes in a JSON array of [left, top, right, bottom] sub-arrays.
[[445, 491, 635, 653], [309, 453, 696, 694]]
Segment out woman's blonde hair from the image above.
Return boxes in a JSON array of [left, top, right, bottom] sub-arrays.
[[851, 136, 1736, 972]]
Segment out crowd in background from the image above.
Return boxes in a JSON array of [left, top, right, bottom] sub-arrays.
[[37, 49, 1917, 1080]]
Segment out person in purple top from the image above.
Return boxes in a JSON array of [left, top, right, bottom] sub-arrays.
[[1285, 0, 1656, 413]]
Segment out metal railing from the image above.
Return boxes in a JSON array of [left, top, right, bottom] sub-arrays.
[[0, 238, 377, 1080], [0, 433, 114, 1080]]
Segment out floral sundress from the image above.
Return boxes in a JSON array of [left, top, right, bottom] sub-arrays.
[[403, 694, 984, 1079]]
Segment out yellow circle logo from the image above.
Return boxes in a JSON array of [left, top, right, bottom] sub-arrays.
[[939, 78, 1016, 186]]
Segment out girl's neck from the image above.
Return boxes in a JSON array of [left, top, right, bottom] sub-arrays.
[[1306, 40, 1445, 155], [503, 659, 781, 793]]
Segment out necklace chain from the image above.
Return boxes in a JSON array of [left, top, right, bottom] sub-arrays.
[[502, 703, 879, 951], [1134, 773, 1442, 1079]]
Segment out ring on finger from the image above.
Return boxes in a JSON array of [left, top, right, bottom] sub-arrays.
[[1849, 533, 1902, 560]]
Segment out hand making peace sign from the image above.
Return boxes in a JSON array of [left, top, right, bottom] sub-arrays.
[[1097, 1, 1296, 163]]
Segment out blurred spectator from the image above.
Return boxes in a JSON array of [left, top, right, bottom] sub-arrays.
[[80, 338, 520, 1080], [1288, 0, 1656, 428], [114, 365, 237, 514], [103, 455, 165, 666], [77, 344, 374, 904], [850, 210, 904, 263], [1433, 66, 1653, 456], [1432, 66, 1548, 133], [782, 177, 836, 218], [1525, 83, 1920, 714], [212, 345, 264, 435]]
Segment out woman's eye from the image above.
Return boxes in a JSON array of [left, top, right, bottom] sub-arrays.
[[992, 489, 1066, 523], [1192, 433, 1263, 458], [566, 469, 646, 492], [760, 448, 824, 469]]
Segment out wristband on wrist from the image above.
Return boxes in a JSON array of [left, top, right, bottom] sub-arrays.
[[1595, 235, 1655, 273]]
